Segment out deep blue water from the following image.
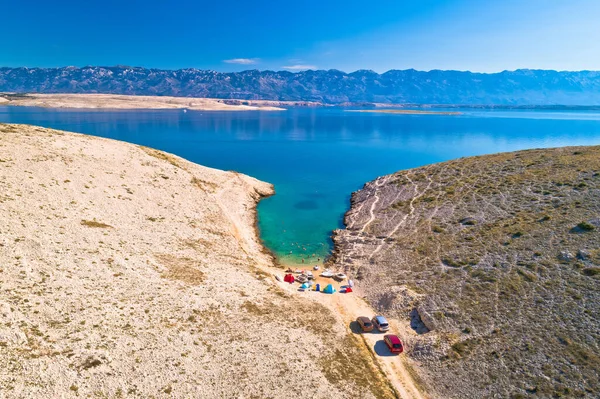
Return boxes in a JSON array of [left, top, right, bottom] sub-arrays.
[[2, 106, 600, 264]]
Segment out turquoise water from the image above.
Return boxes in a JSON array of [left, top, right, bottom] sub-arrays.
[[2, 106, 600, 264]]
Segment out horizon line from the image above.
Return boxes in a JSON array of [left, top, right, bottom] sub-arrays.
[[2, 65, 600, 75]]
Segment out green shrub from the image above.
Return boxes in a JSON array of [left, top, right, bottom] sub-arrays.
[[582, 268, 599, 276], [576, 222, 595, 231]]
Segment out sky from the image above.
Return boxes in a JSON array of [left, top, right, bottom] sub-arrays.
[[1, 0, 600, 73]]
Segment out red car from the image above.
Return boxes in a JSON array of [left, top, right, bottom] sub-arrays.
[[383, 334, 404, 354]]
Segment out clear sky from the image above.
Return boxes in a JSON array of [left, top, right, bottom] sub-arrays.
[[2, 0, 599, 72]]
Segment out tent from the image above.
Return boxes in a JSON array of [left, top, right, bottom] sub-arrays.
[[323, 284, 336, 294], [300, 282, 310, 289], [283, 274, 295, 284], [344, 287, 353, 293]]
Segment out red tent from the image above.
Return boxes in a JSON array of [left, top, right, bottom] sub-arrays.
[[283, 274, 295, 284], [345, 287, 353, 293]]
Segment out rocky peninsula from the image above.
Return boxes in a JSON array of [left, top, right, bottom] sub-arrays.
[[0, 93, 288, 111], [0, 124, 396, 398], [330, 147, 600, 398]]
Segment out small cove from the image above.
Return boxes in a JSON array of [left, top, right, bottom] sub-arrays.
[[2, 106, 600, 264]]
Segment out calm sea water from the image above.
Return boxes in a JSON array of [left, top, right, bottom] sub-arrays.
[[2, 106, 600, 264]]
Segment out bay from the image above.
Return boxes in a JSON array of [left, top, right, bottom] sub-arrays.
[[2, 106, 600, 264]]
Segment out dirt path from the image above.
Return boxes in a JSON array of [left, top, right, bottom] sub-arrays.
[[361, 176, 390, 233], [327, 293, 426, 399], [273, 268, 427, 399]]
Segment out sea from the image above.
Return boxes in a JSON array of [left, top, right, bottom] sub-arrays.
[[2, 106, 600, 264]]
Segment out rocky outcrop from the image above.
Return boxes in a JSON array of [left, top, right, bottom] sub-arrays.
[[0, 124, 393, 398], [331, 147, 600, 398]]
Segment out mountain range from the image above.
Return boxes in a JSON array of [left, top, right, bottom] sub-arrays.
[[1, 66, 600, 105]]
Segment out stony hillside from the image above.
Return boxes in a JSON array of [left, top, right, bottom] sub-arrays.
[[330, 147, 600, 398], [2, 66, 600, 105], [0, 124, 395, 398]]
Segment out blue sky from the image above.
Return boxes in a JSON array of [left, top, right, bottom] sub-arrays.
[[2, 0, 599, 72]]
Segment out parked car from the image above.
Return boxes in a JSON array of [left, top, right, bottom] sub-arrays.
[[383, 334, 404, 354], [356, 316, 374, 332], [371, 315, 390, 332]]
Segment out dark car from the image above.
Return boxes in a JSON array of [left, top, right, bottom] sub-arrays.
[[384, 334, 404, 354], [356, 316, 374, 332], [372, 315, 390, 332]]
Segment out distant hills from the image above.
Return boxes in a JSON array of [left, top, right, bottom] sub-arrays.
[[1, 66, 600, 105]]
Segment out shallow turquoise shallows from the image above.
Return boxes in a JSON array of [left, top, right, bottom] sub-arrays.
[[3, 107, 600, 264]]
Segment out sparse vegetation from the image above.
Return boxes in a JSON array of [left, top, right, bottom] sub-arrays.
[[582, 267, 600, 276], [81, 219, 112, 228], [156, 254, 205, 284], [332, 145, 600, 399], [139, 146, 183, 169], [319, 334, 396, 399], [191, 176, 218, 192], [576, 221, 595, 231]]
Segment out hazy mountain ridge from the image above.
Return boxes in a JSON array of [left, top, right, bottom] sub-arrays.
[[2, 66, 600, 105]]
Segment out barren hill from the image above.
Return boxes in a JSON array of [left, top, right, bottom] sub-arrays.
[[331, 147, 600, 398], [0, 124, 394, 398]]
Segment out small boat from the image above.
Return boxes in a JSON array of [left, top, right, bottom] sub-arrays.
[[307, 271, 314, 280], [320, 269, 334, 278], [294, 268, 302, 274], [313, 265, 320, 271], [275, 275, 282, 282], [285, 268, 293, 273], [296, 274, 308, 283], [334, 273, 347, 281]]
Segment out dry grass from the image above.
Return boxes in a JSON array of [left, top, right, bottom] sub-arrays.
[[80, 219, 113, 228], [319, 334, 396, 399], [139, 146, 183, 169], [191, 176, 218, 193], [156, 254, 205, 284]]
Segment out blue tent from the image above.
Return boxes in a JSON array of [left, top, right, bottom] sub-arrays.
[[300, 283, 310, 289], [323, 284, 336, 294]]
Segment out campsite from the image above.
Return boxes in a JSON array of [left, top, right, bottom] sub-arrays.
[[281, 267, 354, 294], [272, 263, 423, 398]]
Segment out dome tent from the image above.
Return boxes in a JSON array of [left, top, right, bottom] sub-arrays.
[[323, 284, 336, 294]]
